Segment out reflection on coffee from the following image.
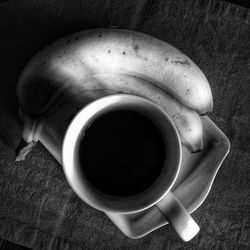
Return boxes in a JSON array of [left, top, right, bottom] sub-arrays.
[[78, 109, 165, 197]]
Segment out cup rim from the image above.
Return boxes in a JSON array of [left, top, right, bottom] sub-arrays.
[[62, 94, 182, 214]]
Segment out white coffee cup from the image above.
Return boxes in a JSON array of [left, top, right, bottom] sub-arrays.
[[60, 93, 199, 241]]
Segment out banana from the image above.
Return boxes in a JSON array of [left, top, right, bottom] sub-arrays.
[[16, 28, 208, 158], [17, 28, 213, 116], [62, 73, 203, 152]]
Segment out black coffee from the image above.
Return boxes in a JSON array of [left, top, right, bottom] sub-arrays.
[[78, 109, 165, 197]]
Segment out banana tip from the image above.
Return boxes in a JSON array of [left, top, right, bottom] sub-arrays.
[[15, 138, 36, 161]]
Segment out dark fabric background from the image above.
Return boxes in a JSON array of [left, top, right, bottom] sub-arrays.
[[0, 0, 249, 249]]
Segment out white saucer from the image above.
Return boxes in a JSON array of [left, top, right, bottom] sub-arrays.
[[106, 116, 230, 238]]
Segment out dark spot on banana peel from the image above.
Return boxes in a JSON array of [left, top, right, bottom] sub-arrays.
[[165, 57, 168, 62], [122, 51, 126, 55], [98, 33, 102, 38], [66, 40, 71, 44], [171, 59, 191, 66], [136, 54, 147, 61], [133, 44, 139, 51], [108, 50, 111, 53], [185, 89, 190, 96]]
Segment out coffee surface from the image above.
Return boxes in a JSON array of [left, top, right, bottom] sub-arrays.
[[78, 109, 165, 196]]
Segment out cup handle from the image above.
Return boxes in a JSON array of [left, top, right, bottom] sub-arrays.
[[156, 191, 200, 241]]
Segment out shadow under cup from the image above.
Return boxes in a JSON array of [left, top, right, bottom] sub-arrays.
[[62, 94, 182, 214]]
